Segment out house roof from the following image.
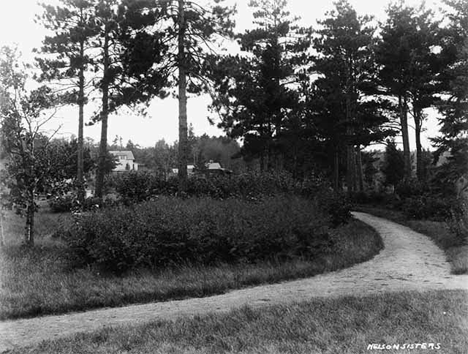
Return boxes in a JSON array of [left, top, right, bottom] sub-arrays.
[[207, 162, 222, 170], [109, 150, 135, 160]]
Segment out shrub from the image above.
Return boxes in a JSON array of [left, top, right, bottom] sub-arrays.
[[112, 171, 332, 202], [186, 175, 223, 198], [315, 190, 352, 228], [395, 179, 429, 199], [349, 191, 389, 205], [447, 197, 468, 244], [82, 196, 102, 210], [114, 171, 160, 205], [49, 195, 105, 213], [49, 195, 74, 213], [298, 174, 331, 198], [65, 196, 332, 273], [183, 171, 299, 200], [401, 195, 454, 221], [152, 176, 179, 196]]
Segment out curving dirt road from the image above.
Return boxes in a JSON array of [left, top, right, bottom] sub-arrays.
[[1, 212, 467, 352]]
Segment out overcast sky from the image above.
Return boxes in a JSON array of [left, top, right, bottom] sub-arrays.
[[0, 0, 445, 148]]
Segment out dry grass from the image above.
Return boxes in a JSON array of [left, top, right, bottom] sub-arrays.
[[8, 290, 468, 354]]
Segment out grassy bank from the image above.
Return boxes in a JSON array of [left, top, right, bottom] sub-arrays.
[[8, 290, 468, 354], [0, 210, 382, 320], [356, 206, 468, 274]]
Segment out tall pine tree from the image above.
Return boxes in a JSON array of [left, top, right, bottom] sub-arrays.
[[118, 0, 235, 191], [312, 0, 392, 191], [376, 2, 441, 182], [85, 0, 167, 198], [36, 0, 99, 204], [433, 0, 468, 186], [209, 0, 310, 172], [376, 3, 414, 181]]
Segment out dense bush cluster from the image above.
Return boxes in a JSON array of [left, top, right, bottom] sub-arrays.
[[318, 191, 352, 227], [400, 195, 453, 221], [110, 171, 351, 224], [49, 195, 75, 213], [396, 179, 456, 221], [56, 172, 351, 273], [65, 196, 335, 273], [351, 179, 458, 222], [349, 191, 390, 206], [111, 171, 307, 203], [49, 195, 102, 213], [447, 196, 468, 244]]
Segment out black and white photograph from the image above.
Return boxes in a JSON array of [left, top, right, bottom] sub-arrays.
[[0, 0, 467, 352]]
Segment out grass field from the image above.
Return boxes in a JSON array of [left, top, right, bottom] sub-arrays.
[[0, 209, 383, 320], [7, 290, 468, 354], [356, 206, 468, 275]]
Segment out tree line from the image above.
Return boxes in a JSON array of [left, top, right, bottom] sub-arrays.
[[35, 0, 467, 189], [1, 0, 467, 245], [208, 0, 466, 192]]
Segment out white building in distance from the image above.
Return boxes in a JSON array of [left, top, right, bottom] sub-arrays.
[[109, 150, 138, 172]]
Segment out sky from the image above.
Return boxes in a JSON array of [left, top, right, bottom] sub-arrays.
[[0, 0, 446, 149]]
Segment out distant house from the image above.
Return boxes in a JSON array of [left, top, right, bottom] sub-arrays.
[[109, 150, 138, 172], [170, 161, 232, 177], [204, 161, 233, 175]]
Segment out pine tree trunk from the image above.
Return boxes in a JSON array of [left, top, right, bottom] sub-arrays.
[[0, 211, 5, 248], [344, 57, 356, 193], [266, 119, 273, 171], [274, 55, 283, 172], [346, 144, 356, 193], [414, 109, 423, 181], [177, 0, 188, 192], [355, 145, 364, 192], [77, 35, 85, 204], [399, 94, 411, 180], [95, 25, 110, 199], [333, 149, 340, 191]]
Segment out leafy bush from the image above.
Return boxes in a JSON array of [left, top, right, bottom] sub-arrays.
[[82, 196, 102, 210], [110, 171, 351, 230], [49, 195, 74, 213], [65, 196, 332, 273], [112, 171, 332, 202], [349, 191, 389, 205], [447, 197, 468, 244], [317, 190, 352, 227], [182, 172, 298, 200], [186, 175, 223, 198], [49, 195, 104, 213], [113, 172, 160, 205], [395, 179, 429, 199], [401, 195, 455, 221]]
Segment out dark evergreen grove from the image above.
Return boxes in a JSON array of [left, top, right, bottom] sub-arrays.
[[205, 0, 466, 192], [30, 0, 466, 189], [1, 0, 467, 246]]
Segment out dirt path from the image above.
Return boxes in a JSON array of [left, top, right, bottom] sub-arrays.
[[1, 212, 467, 352]]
